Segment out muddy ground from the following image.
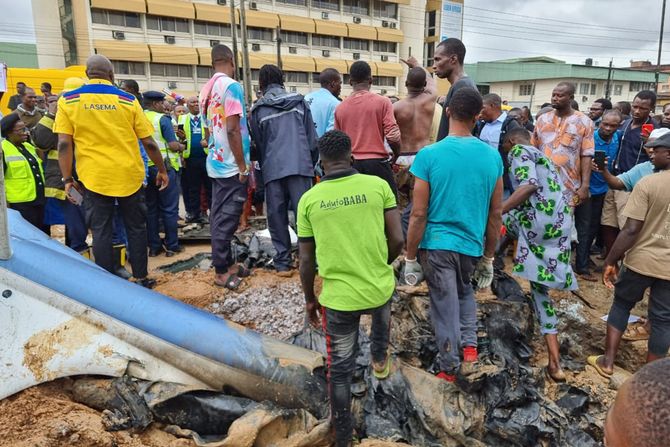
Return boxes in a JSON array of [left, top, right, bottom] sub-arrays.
[[0, 239, 650, 446]]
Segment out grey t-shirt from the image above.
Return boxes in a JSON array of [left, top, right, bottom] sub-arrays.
[[436, 76, 477, 141]]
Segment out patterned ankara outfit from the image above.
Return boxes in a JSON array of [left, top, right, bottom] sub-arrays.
[[504, 144, 578, 334]]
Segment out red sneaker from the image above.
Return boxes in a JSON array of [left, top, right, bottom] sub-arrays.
[[436, 371, 456, 383], [463, 346, 478, 363]]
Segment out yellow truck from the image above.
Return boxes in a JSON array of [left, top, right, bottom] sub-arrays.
[[1, 65, 87, 115]]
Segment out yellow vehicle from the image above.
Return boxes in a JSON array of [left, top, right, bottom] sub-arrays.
[[1, 65, 87, 115]]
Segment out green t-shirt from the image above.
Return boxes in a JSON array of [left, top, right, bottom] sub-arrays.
[[297, 170, 397, 311]]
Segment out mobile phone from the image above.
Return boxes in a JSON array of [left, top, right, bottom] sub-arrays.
[[177, 124, 184, 131], [68, 187, 83, 206], [642, 123, 654, 138], [594, 150, 606, 170]]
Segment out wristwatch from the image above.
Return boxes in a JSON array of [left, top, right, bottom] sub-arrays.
[[62, 177, 74, 184], [240, 166, 250, 176]]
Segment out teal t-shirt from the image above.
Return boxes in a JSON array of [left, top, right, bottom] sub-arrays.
[[410, 136, 503, 256], [297, 171, 396, 312]]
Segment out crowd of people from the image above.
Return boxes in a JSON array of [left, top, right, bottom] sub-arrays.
[[0, 36, 669, 447]]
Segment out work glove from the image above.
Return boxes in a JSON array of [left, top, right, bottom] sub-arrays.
[[472, 256, 495, 290], [403, 257, 424, 286]]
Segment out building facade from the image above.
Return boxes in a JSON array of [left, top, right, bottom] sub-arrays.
[[53, 0, 418, 97], [466, 57, 667, 113]]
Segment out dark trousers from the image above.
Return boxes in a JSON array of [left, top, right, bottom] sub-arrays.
[[322, 299, 391, 447], [84, 186, 148, 279], [59, 200, 88, 252], [609, 267, 670, 356], [265, 175, 312, 270], [353, 158, 398, 199], [145, 167, 180, 251], [585, 193, 605, 256], [10, 202, 48, 234], [574, 198, 593, 273], [420, 249, 478, 373], [182, 157, 212, 218], [211, 175, 247, 274]]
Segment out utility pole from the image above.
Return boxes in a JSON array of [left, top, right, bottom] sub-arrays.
[[605, 59, 613, 100], [229, 0, 241, 80], [655, 0, 667, 93], [276, 26, 282, 70], [238, 0, 253, 104]]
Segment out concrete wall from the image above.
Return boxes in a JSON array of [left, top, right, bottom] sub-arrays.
[[32, 0, 66, 68]]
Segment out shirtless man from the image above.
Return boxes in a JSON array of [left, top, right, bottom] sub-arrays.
[[393, 57, 437, 236]]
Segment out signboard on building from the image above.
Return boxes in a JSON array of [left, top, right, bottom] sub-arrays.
[[440, 0, 463, 41]]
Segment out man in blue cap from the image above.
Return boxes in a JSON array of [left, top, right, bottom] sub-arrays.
[[143, 90, 185, 257]]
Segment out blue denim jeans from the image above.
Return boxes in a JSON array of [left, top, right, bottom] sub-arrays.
[[322, 299, 391, 447], [145, 167, 180, 251]]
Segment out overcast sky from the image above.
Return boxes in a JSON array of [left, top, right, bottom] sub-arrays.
[[461, 0, 666, 68]]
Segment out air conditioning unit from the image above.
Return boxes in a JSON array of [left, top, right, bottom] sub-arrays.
[[289, 46, 297, 54], [290, 86, 297, 93], [252, 43, 261, 51], [249, 2, 258, 10], [217, 0, 226, 4], [382, 20, 389, 28], [164, 35, 176, 44], [210, 39, 220, 47], [112, 30, 125, 40], [322, 49, 330, 57], [381, 55, 389, 62], [353, 16, 361, 24], [353, 52, 360, 60], [390, 22, 397, 29], [380, 89, 388, 95], [168, 81, 177, 89], [322, 12, 329, 20]]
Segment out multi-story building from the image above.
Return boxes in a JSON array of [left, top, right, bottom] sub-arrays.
[[466, 57, 668, 113], [52, 0, 413, 97]]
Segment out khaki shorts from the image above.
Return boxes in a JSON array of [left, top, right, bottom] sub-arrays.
[[601, 189, 631, 229]]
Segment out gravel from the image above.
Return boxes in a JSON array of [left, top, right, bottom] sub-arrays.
[[209, 281, 305, 340]]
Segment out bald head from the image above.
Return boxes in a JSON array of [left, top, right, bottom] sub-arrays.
[[186, 96, 199, 115], [406, 67, 427, 91], [86, 55, 114, 82]]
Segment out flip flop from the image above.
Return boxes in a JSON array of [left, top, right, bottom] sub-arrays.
[[623, 319, 650, 341], [214, 273, 243, 290], [372, 356, 392, 380], [587, 355, 613, 379], [236, 264, 252, 278], [577, 272, 598, 282]]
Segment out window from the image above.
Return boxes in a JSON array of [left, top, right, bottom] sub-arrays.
[[519, 83, 534, 96], [373, 41, 396, 53], [424, 42, 434, 67], [197, 66, 214, 79], [251, 69, 260, 81], [277, 0, 306, 5], [312, 72, 321, 83], [344, 38, 369, 51], [91, 8, 140, 28], [477, 85, 490, 95], [373, 76, 395, 87], [425, 11, 436, 37], [312, 34, 340, 48], [614, 84, 623, 95], [248, 27, 272, 41], [281, 31, 308, 45], [312, 0, 339, 11], [343, 0, 369, 15], [373, 1, 397, 18], [579, 82, 596, 95], [630, 81, 654, 92], [146, 15, 189, 33], [150, 63, 192, 78], [194, 20, 231, 37], [286, 72, 309, 83], [112, 60, 145, 76]]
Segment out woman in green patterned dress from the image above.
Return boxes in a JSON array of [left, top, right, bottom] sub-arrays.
[[501, 128, 578, 382]]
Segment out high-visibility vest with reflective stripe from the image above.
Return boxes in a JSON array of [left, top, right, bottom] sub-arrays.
[[45, 149, 67, 200], [177, 113, 207, 159], [1, 139, 44, 204], [144, 110, 181, 171]]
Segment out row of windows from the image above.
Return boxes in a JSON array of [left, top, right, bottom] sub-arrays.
[[516, 82, 629, 97], [272, 0, 397, 18], [93, 9, 396, 52], [112, 60, 397, 86]]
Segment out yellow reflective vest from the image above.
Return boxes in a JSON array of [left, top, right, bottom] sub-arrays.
[[144, 110, 181, 171], [177, 113, 207, 159], [1, 139, 45, 204]]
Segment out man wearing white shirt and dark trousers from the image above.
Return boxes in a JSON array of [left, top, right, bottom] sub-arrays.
[[177, 96, 211, 223]]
